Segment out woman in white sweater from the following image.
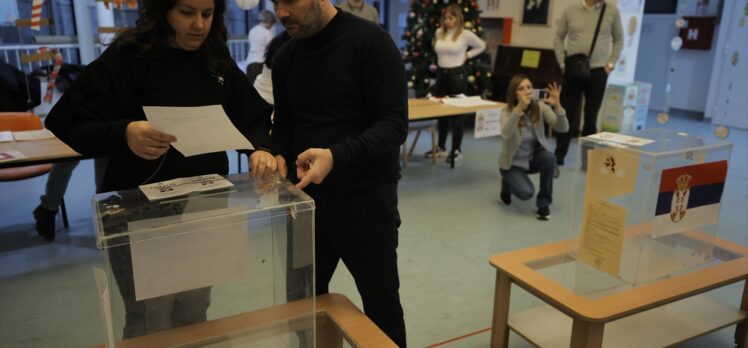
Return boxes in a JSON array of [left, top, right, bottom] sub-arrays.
[[499, 75, 568, 220], [426, 4, 486, 162]]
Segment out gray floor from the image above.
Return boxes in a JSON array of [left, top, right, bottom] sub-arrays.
[[1, 110, 746, 348]]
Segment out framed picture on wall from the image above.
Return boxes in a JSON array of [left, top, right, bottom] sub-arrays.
[[522, 0, 551, 25]]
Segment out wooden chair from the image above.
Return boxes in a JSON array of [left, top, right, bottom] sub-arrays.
[[0, 112, 69, 228]]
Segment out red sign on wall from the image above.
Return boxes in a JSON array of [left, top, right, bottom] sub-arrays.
[[679, 17, 717, 50]]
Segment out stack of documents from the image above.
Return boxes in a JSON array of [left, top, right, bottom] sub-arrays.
[[0, 129, 55, 142], [431, 95, 500, 107]]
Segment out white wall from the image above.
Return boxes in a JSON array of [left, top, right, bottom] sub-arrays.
[[634, 1, 722, 113]]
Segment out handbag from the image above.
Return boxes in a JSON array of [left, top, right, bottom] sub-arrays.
[[564, 3, 606, 80]]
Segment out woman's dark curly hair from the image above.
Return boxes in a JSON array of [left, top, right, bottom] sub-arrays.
[[112, 0, 231, 74]]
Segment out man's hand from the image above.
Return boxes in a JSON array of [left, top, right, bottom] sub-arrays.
[[275, 155, 287, 178], [249, 150, 277, 177], [125, 121, 176, 160], [295, 148, 333, 189], [604, 64, 613, 75]]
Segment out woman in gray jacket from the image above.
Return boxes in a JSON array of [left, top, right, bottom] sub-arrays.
[[499, 75, 568, 220]]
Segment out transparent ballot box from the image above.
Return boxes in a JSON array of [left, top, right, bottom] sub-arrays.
[[92, 173, 315, 347], [564, 129, 733, 295]]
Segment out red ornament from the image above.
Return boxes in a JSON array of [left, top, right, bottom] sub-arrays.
[[475, 71, 481, 77], [405, 31, 411, 37], [471, 1, 477, 8], [413, 51, 421, 58]]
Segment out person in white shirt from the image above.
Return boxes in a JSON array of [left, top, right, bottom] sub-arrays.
[[245, 10, 277, 72], [426, 4, 486, 162], [338, 0, 379, 23]]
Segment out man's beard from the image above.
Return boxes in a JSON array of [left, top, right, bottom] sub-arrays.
[[284, 0, 324, 39]]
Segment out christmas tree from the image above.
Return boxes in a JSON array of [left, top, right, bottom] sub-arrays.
[[402, 0, 491, 97]]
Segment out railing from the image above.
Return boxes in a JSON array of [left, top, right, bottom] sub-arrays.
[[1, 39, 250, 72], [0, 44, 82, 73]]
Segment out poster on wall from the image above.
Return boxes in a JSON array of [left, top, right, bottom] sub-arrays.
[[522, 0, 550, 25]]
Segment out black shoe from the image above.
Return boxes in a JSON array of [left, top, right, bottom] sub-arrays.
[[500, 191, 511, 205], [33, 206, 56, 241], [536, 207, 551, 221]]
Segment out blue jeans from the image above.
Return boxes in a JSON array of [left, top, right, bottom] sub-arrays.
[[39, 158, 106, 211], [500, 150, 556, 209]]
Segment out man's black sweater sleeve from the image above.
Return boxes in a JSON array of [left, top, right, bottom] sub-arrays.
[[328, 31, 408, 169]]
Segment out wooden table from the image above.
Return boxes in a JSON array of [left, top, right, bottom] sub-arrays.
[[0, 137, 81, 169], [406, 98, 506, 168], [489, 232, 748, 348], [94, 293, 396, 348], [408, 98, 506, 121]]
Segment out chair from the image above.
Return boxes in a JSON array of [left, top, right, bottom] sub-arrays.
[[0, 112, 69, 228], [402, 120, 437, 168]]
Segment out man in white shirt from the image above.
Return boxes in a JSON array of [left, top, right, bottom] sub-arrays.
[[338, 0, 379, 23], [245, 10, 277, 74], [553, 0, 622, 168]]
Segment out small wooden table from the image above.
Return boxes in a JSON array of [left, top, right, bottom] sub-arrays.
[[94, 293, 396, 348], [489, 233, 748, 348], [406, 99, 506, 168], [0, 137, 81, 169]]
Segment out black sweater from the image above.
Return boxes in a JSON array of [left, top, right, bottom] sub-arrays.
[[271, 10, 408, 197], [45, 44, 272, 192]]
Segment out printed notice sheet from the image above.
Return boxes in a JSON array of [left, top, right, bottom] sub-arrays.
[[579, 200, 627, 277], [143, 105, 254, 157], [128, 210, 251, 301], [474, 108, 502, 138], [584, 148, 639, 200], [139, 174, 233, 201], [439, 96, 501, 107]]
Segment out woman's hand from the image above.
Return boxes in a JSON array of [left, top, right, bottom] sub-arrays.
[[125, 121, 176, 160], [544, 82, 562, 110], [249, 150, 277, 177]]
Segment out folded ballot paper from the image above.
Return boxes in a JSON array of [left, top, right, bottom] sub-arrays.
[[139, 174, 233, 201]]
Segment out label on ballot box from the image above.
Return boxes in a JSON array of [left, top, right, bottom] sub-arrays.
[[139, 174, 233, 201]]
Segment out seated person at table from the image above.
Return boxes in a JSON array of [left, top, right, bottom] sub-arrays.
[[499, 74, 568, 221]]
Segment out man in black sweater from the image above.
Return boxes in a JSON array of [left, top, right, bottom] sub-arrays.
[[271, 0, 408, 345]]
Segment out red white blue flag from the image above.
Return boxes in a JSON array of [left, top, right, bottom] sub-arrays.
[[653, 160, 727, 237]]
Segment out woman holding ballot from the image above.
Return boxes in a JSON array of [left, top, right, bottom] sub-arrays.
[[45, 0, 275, 338], [499, 74, 567, 221]]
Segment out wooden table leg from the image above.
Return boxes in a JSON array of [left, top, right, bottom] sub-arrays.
[[735, 280, 748, 347], [570, 320, 604, 348], [490, 271, 512, 348]]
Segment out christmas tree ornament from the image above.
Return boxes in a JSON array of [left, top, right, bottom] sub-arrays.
[[468, 75, 475, 83], [417, 30, 424, 37], [408, 81, 414, 88], [429, 64, 438, 72], [465, 21, 473, 29], [410, 12, 416, 18], [424, 78, 430, 84]]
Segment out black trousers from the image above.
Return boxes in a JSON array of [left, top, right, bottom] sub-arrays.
[[313, 183, 406, 347], [435, 66, 468, 152], [554, 67, 609, 165]]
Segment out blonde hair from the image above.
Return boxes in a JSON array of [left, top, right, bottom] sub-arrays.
[[438, 4, 464, 42]]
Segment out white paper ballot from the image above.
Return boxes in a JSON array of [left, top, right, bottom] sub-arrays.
[[12, 129, 55, 141], [143, 105, 254, 157]]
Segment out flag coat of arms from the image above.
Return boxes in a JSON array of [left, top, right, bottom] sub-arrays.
[[653, 160, 727, 237]]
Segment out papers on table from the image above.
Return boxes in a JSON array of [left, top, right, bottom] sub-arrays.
[[0, 131, 12, 142], [429, 95, 502, 107], [439, 96, 501, 107], [0, 150, 26, 163], [138, 174, 234, 201], [587, 132, 655, 147], [0, 129, 56, 141], [143, 105, 254, 157]]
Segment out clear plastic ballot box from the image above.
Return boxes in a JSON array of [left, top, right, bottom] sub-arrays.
[[91, 173, 316, 347], [561, 129, 733, 296]]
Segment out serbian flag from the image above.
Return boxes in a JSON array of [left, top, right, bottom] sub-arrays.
[[653, 160, 727, 237]]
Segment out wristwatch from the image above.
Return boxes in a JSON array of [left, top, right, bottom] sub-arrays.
[[606, 62, 615, 70]]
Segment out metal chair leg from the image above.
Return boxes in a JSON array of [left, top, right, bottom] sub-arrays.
[[60, 198, 69, 229]]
